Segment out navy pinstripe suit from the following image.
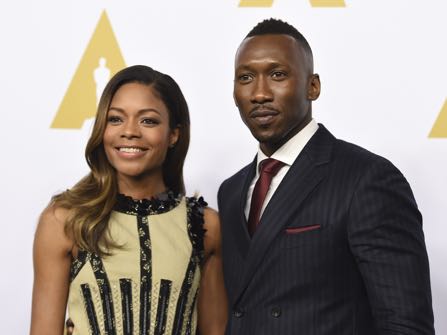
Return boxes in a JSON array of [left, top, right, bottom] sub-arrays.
[[218, 125, 434, 335]]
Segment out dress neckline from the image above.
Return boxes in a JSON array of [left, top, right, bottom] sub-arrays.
[[114, 190, 182, 216]]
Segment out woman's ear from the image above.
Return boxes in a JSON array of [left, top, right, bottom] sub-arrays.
[[169, 127, 180, 148]]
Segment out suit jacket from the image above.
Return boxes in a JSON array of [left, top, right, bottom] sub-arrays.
[[218, 125, 434, 335]]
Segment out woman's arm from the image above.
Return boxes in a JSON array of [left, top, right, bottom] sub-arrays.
[[197, 208, 228, 335], [30, 206, 74, 335]]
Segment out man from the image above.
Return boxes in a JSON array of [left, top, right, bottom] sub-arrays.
[[218, 18, 435, 335]]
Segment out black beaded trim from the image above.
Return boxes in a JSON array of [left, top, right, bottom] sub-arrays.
[[70, 250, 90, 282], [170, 197, 206, 334], [171, 256, 198, 335], [138, 215, 152, 335], [119, 279, 133, 335], [81, 284, 100, 335], [186, 197, 207, 264], [89, 253, 116, 335], [114, 191, 182, 216], [185, 289, 198, 335], [154, 279, 172, 335]]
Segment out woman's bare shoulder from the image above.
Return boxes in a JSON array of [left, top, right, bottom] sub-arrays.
[[203, 206, 219, 223], [202, 207, 221, 256], [40, 203, 70, 223], [35, 204, 73, 255]]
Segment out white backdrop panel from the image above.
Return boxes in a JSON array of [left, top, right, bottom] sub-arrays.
[[0, 0, 445, 333]]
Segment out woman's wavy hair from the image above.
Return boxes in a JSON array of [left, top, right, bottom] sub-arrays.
[[52, 65, 190, 255]]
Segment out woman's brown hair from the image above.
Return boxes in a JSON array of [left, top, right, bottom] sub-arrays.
[[52, 65, 190, 255]]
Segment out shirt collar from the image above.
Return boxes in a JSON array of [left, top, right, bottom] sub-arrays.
[[256, 119, 319, 170]]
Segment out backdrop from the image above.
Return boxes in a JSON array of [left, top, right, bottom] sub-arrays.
[[0, 0, 445, 333]]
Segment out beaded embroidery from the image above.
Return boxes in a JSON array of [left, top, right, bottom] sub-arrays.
[[114, 191, 181, 216]]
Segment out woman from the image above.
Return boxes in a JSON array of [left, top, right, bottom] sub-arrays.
[[30, 65, 227, 334]]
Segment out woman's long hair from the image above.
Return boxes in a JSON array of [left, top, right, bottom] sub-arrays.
[[52, 65, 190, 255]]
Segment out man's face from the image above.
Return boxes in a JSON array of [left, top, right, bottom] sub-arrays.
[[234, 34, 320, 156]]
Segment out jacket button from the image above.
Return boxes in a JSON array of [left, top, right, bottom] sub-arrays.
[[271, 306, 281, 318], [233, 308, 244, 318]]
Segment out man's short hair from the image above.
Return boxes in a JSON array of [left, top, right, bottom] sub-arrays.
[[246, 18, 313, 64]]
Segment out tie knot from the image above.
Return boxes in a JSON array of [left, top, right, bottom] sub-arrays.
[[259, 158, 285, 176]]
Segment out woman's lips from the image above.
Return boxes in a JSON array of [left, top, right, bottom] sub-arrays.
[[115, 146, 147, 158]]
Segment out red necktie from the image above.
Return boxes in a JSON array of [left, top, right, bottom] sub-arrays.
[[247, 158, 285, 236]]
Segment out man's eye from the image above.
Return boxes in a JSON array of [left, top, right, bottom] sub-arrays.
[[107, 116, 122, 124], [271, 71, 286, 79], [238, 74, 253, 83]]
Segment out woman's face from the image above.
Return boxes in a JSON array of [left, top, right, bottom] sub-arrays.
[[103, 82, 178, 183]]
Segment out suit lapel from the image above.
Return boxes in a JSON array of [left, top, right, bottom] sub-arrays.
[[234, 125, 335, 303], [230, 156, 257, 259]]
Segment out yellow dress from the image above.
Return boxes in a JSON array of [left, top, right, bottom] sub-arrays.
[[67, 192, 206, 335]]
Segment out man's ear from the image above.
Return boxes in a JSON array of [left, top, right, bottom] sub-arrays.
[[169, 127, 180, 148], [307, 74, 321, 101]]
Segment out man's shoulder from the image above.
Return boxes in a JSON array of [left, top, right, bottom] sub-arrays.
[[312, 124, 390, 168], [330, 136, 399, 179], [335, 138, 382, 161], [220, 162, 253, 189]]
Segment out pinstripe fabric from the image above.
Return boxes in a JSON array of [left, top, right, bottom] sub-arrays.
[[218, 125, 434, 335]]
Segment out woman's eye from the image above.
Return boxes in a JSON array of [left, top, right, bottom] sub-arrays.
[[107, 116, 122, 124], [141, 118, 159, 126]]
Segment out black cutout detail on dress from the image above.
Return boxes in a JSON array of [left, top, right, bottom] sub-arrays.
[[186, 197, 207, 264], [89, 253, 116, 335], [138, 215, 152, 334], [81, 284, 100, 335], [155, 279, 172, 335], [171, 196, 206, 335], [171, 254, 198, 335], [114, 191, 182, 216], [70, 250, 89, 282], [119, 279, 133, 335], [185, 290, 198, 335]]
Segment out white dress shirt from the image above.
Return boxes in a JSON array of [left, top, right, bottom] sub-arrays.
[[244, 119, 319, 220]]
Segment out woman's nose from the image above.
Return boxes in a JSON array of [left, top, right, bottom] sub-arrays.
[[121, 120, 141, 139]]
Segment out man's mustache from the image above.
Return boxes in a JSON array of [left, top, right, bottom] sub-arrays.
[[249, 105, 280, 117]]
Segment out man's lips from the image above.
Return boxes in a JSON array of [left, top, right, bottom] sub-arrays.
[[249, 107, 279, 125], [249, 106, 279, 117]]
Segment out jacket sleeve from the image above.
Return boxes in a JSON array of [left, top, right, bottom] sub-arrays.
[[348, 157, 435, 334]]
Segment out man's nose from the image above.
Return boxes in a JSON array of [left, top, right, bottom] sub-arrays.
[[250, 77, 273, 104]]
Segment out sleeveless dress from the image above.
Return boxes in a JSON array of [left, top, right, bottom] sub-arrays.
[[67, 192, 206, 335]]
